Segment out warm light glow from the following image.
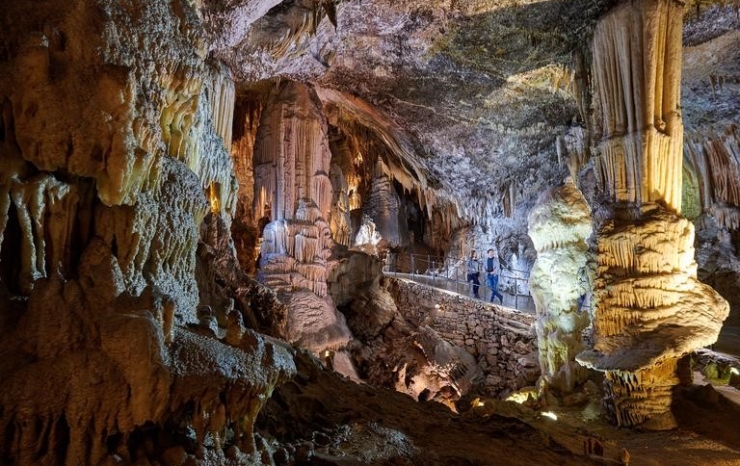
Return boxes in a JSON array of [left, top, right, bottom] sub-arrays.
[[541, 411, 558, 421], [323, 350, 331, 358], [472, 398, 485, 408], [506, 392, 530, 404], [209, 182, 220, 214], [731, 367, 739, 376]]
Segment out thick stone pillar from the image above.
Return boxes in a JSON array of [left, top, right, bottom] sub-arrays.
[[576, 0, 729, 429]]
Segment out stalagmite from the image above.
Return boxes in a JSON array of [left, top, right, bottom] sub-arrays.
[[578, 0, 729, 429], [528, 178, 593, 395]]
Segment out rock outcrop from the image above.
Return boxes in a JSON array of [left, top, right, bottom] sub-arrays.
[[0, 2, 295, 465]]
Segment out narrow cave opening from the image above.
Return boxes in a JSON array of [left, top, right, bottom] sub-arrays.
[[0, 202, 23, 296], [68, 178, 96, 279]]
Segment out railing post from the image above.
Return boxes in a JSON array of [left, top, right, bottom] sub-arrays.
[[411, 255, 415, 276]]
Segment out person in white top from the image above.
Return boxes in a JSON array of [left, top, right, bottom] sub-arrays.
[[466, 250, 481, 299]]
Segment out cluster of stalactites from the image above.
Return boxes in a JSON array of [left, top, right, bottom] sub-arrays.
[[160, 62, 238, 217], [0, 172, 81, 293], [231, 101, 263, 224], [590, 0, 684, 212], [253, 82, 333, 224], [685, 124, 740, 229], [601, 357, 684, 428]]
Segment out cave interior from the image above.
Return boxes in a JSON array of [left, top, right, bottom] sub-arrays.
[[1, 0, 740, 465]]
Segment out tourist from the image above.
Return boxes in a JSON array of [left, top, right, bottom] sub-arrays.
[[485, 248, 504, 304], [466, 250, 481, 299]]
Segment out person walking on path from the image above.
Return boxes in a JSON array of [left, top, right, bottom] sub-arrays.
[[486, 248, 504, 304], [467, 250, 481, 299]]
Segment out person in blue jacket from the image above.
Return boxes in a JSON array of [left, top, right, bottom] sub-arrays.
[[485, 248, 504, 304]]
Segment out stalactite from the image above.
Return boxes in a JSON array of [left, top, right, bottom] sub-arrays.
[[329, 163, 351, 247], [1, 174, 79, 293], [591, 0, 684, 213], [685, 124, 740, 229]]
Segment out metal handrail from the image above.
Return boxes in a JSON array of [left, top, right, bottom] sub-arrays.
[[383, 252, 534, 311]]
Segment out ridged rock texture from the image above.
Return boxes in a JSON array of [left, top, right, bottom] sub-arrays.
[[528, 178, 593, 395], [680, 6, 740, 332], [577, 0, 730, 430], [0, 1, 297, 465]]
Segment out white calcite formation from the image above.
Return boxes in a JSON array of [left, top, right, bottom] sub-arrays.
[[528, 178, 592, 395], [578, 0, 730, 429]]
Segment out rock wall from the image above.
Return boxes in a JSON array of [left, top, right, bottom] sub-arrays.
[[384, 278, 539, 396], [0, 0, 238, 319], [0, 2, 298, 465]]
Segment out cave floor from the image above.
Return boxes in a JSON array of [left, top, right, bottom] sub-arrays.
[[260, 353, 740, 466], [517, 389, 740, 466]]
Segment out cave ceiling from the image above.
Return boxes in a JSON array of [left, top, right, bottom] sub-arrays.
[[203, 0, 622, 224]]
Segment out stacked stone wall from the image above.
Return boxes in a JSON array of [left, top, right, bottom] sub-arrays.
[[383, 277, 539, 395]]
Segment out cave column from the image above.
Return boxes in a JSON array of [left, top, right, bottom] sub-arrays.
[[576, 0, 729, 429]]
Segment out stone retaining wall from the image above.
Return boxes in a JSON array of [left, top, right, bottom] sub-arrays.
[[383, 276, 540, 396]]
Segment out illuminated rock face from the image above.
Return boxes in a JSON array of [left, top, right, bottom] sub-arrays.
[[578, 0, 729, 429], [0, 1, 296, 464], [0, 0, 238, 317], [528, 178, 592, 395]]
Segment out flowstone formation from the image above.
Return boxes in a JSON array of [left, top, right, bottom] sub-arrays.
[[251, 81, 355, 355], [528, 178, 592, 395], [576, 0, 729, 429]]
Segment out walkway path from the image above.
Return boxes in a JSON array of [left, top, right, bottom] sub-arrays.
[[384, 272, 536, 313]]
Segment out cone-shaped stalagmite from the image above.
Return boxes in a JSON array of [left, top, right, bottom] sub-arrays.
[[529, 178, 593, 395]]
